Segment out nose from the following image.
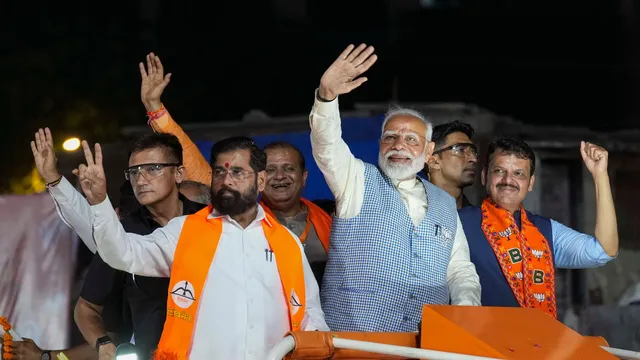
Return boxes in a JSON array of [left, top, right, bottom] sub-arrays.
[[390, 137, 406, 151], [272, 168, 286, 180], [467, 152, 478, 163], [222, 172, 236, 187], [135, 174, 149, 186]]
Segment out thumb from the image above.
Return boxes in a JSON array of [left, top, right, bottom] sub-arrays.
[[163, 73, 172, 85]]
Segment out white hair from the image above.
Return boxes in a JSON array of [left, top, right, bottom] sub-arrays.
[[381, 106, 433, 141]]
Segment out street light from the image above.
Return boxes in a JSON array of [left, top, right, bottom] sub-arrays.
[[62, 137, 81, 151]]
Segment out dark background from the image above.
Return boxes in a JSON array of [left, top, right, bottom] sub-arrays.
[[1, 0, 635, 192]]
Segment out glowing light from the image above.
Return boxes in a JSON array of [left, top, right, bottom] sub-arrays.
[[62, 137, 81, 151]]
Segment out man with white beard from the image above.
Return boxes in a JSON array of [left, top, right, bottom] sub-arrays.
[[310, 44, 481, 332]]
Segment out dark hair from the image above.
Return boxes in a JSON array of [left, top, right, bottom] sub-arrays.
[[210, 136, 267, 173], [485, 136, 536, 176], [431, 120, 475, 150], [128, 133, 183, 164], [263, 141, 306, 170]]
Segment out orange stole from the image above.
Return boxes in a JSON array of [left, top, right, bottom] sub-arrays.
[[153, 206, 307, 360], [480, 198, 557, 318], [260, 198, 332, 253]]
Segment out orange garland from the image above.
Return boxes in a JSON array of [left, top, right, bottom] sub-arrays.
[[0, 316, 13, 360]]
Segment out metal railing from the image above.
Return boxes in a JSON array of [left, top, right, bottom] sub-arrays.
[[265, 335, 502, 360], [265, 335, 640, 360]]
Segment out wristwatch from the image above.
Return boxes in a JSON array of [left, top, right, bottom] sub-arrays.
[[40, 351, 51, 360], [95, 336, 112, 351]]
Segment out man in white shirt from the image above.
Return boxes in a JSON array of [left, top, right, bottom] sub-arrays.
[[32, 132, 328, 359], [310, 44, 481, 332]]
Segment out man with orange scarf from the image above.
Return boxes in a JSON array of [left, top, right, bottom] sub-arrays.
[[459, 137, 618, 318], [138, 53, 333, 283], [40, 135, 328, 359]]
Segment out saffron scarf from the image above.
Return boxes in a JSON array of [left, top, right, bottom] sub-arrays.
[[481, 198, 557, 318]]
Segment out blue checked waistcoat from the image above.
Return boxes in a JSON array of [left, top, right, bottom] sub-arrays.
[[321, 163, 458, 332]]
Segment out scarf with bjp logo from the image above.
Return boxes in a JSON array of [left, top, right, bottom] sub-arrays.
[[481, 197, 557, 318]]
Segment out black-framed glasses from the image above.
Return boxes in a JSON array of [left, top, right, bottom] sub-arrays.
[[433, 143, 478, 157], [124, 163, 181, 181]]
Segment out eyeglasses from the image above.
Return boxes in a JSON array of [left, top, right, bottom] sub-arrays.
[[124, 163, 180, 181], [212, 167, 254, 182], [380, 132, 425, 147], [433, 143, 478, 158]]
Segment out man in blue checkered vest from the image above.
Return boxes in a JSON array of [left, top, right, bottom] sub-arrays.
[[309, 44, 482, 331]]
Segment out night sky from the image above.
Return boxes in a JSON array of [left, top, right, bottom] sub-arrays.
[[0, 0, 629, 192]]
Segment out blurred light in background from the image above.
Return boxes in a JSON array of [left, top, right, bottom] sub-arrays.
[[63, 137, 80, 151]]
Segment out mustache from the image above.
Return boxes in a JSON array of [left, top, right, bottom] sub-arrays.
[[497, 183, 519, 191], [385, 150, 414, 160], [216, 187, 240, 196]]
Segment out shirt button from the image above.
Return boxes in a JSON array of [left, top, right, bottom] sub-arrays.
[[402, 316, 409, 321], [249, 324, 255, 329], [247, 349, 253, 354], [247, 276, 253, 281], [412, 273, 418, 278], [248, 298, 254, 304], [409, 294, 415, 299], [413, 253, 419, 258]]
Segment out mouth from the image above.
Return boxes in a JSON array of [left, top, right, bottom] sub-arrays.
[[270, 183, 291, 191], [388, 156, 411, 163], [497, 186, 518, 192], [463, 169, 476, 175]]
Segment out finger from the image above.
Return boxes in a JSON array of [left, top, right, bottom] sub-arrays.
[[44, 127, 54, 148], [149, 52, 157, 75], [338, 44, 355, 60], [579, 141, 586, 157], [82, 140, 95, 166], [77, 164, 88, 177], [139, 62, 148, 79], [154, 55, 164, 77], [30, 141, 38, 157], [94, 143, 103, 167], [356, 54, 378, 75], [353, 46, 375, 67], [163, 73, 172, 85], [35, 131, 43, 152], [346, 43, 367, 62], [345, 77, 368, 92], [146, 54, 154, 76], [72, 168, 79, 177], [38, 128, 47, 150]]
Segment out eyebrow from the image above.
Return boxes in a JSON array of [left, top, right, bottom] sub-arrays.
[[381, 130, 423, 138]]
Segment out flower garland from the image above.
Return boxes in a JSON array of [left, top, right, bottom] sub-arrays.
[[0, 316, 13, 360]]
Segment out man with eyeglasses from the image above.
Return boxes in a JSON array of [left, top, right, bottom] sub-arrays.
[[31, 129, 205, 359], [33, 132, 327, 359], [426, 121, 478, 209], [309, 44, 481, 332]]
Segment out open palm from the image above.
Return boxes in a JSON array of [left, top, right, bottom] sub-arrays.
[[73, 140, 107, 205], [319, 44, 378, 100], [140, 52, 171, 112], [30, 128, 60, 183]]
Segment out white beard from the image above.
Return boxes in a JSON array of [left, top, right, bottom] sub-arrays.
[[378, 150, 426, 181]]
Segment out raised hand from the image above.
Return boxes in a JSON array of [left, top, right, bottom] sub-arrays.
[[140, 52, 171, 112], [72, 140, 107, 205], [30, 128, 61, 183], [318, 44, 378, 101], [580, 141, 608, 177]]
